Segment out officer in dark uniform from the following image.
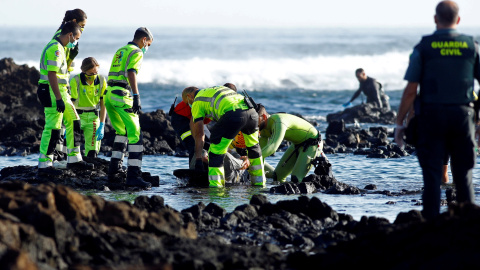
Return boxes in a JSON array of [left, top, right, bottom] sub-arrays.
[[395, 0, 480, 219]]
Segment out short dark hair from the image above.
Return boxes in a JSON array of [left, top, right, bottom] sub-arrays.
[[224, 83, 237, 92], [58, 9, 87, 30], [61, 21, 82, 36], [436, 1, 459, 25], [355, 68, 364, 75], [134, 27, 154, 41]]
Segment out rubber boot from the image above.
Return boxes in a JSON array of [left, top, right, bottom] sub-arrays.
[[67, 161, 94, 170], [126, 167, 151, 188], [108, 160, 126, 182]]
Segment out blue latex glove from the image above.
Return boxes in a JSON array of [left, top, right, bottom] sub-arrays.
[[342, 102, 352, 108], [96, 122, 105, 141]]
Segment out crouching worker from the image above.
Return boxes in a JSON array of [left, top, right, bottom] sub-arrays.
[[70, 57, 107, 157], [257, 104, 323, 183], [182, 85, 266, 187]]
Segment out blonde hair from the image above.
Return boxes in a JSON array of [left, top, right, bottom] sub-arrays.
[[182, 86, 199, 102]]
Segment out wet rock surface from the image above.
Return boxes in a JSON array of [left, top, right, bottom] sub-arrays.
[[323, 119, 415, 158], [0, 181, 479, 269], [0, 58, 180, 157], [326, 103, 397, 124], [0, 156, 160, 191]]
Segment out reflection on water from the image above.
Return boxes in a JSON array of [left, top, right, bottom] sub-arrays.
[[1, 153, 480, 223]]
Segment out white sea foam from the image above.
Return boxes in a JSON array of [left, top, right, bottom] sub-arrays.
[[25, 51, 411, 91]]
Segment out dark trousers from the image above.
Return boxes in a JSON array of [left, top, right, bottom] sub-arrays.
[[171, 113, 196, 163], [416, 103, 476, 219], [208, 108, 262, 170]]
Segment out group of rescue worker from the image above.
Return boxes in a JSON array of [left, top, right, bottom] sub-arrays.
[[37, 8, 323, 189], [37, 9, 153, 188]]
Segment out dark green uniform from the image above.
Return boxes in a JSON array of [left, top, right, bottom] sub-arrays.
[[404, 29, 480, 219]]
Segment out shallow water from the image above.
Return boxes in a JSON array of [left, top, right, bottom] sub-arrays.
[[2, 152, 479, 223]]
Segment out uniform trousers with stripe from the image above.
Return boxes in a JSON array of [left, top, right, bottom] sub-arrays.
[[104, 88, 143, 175]]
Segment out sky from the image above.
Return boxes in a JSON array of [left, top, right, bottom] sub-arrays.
[[2, 0, 480, 29]]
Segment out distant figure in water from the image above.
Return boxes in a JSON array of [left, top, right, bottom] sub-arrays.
[[343, 68, 390, 110]]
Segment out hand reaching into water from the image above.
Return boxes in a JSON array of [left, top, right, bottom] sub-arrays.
[[239, 156, 250, 170]]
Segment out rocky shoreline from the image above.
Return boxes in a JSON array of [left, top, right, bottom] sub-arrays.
[[0, 180, 478, 269], [0, 58, 180, 157], [3, 57, 480, 269]]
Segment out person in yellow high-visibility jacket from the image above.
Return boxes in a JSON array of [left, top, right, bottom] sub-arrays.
[[183, 85, 266, 187], [70, 57, 107, 157], [37, 21, 94, 175], [52, 9, 87, 162], [105, 27, 153, 188]]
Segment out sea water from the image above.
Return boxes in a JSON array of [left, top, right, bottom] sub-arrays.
[[1, 26, 480, 222]]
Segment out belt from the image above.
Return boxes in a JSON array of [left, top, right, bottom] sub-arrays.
[[108, 81, 132, 90], [77, 109, 98, 114]]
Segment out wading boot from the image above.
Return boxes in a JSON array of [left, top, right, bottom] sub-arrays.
[[67, 161, 95, 170], [108, 161, 127, 182], [126, 167, 151, 189], [37, 166, 63, 176]]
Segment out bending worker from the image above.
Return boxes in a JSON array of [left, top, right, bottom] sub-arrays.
[[171, 97, 211, 164], [69, 57, 107, 157], [182, 85, 266, 187], [37, 21, 94, 173], [343, 68, 390, 110], [105, 27, 153, 188], [257, 104, 323, 183], [171, 82, 236, 164]]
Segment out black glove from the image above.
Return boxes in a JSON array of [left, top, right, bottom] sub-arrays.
[[69, 43, 79, 61], [195, 159, 204, 172], [132, 94, 141, 114], [56, 98, 65, 113]]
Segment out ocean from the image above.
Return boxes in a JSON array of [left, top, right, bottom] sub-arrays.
[[1, 26, 480, 222]]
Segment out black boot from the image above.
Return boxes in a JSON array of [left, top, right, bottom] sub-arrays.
[[126, 167, 151, 189], [67, 161, 94, 170], [108, 160, 126, 182], [37, 166, 63, 176]]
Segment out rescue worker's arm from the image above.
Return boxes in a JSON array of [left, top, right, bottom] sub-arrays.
[[48, 71, 62, 100], [261, 119, 287, 157], [394, 82, 418, 148], [127, 70, 139, 95], [128, 70, 141, 113], [191, 118, 205, 161], [99, 99, 106, 123], [69, 77, 78, 102]]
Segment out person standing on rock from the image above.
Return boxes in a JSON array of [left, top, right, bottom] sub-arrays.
[[257, 104, 323, 183], [52, 9, 88, 163], [69, 57, 107, 158], [182, 85, 266, 187], [343, 68, 390, 110], [104, 27, 153, 189], [37, 21, 94, 174], [395, 0, 480, 219]]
